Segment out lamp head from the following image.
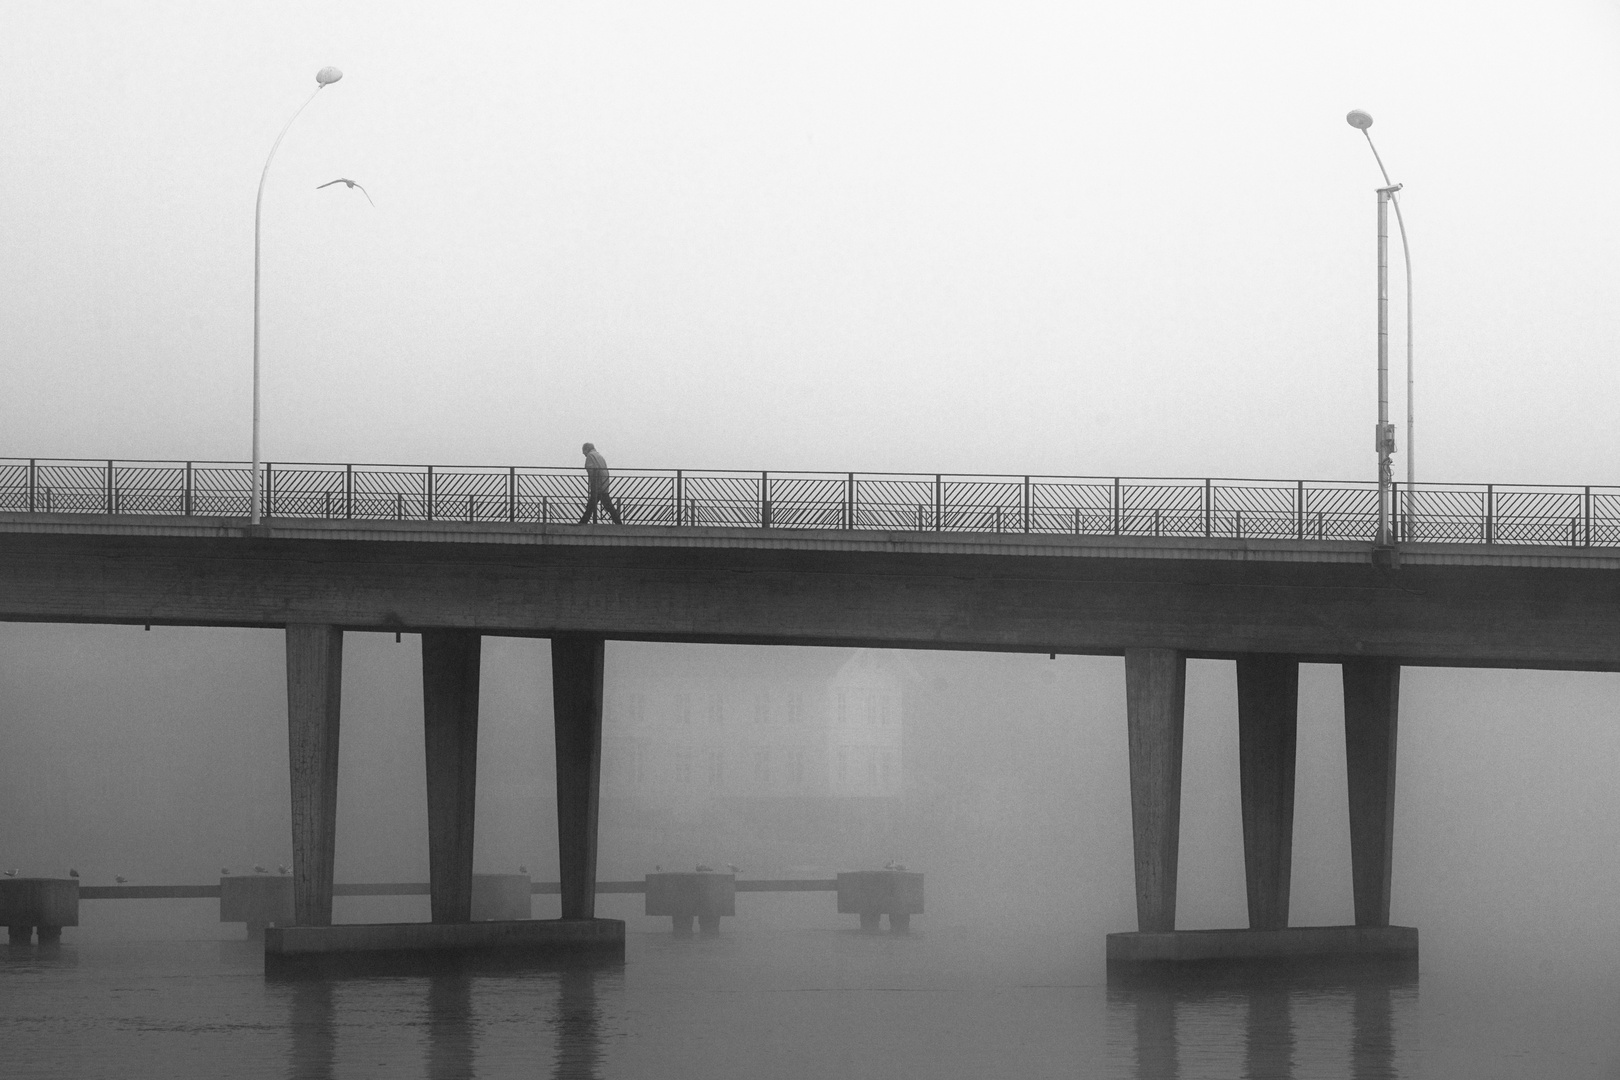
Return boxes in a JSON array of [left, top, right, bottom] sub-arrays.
[[316, 67, 343, 86], [1346, 109, 1373, 131]]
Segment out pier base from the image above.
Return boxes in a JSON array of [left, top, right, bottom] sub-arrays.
[[0, 878, 78, 945], [837, 871, 923, 933], [646, 873, 734, 937], [1106, 925, 1417, 976], [264, 918, 624, 975]]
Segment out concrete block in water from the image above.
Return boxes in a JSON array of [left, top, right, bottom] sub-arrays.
[[220, 874, 294, 932], [1106, 924, 1419, 971], [0, 878, 78, 943], [264, 918, 624, 974], [837, 871, 923, 931], [471, 874, 532, 921], [645, 872, 734, 935]]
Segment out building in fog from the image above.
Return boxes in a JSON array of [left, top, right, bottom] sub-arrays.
[[601, 648, 906, 806]]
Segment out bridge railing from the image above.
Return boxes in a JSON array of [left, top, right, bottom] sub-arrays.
[[2, 458, 1617, 547]]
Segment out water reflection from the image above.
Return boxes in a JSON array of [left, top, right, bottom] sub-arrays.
[[1109, 963, 1417, 1079], [277, 960, 611, 1079], [553, 965, 603, 1080]]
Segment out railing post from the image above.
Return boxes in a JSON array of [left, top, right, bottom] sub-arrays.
[[1485, 484, 1494, 544], [1112, 478, 1121, 535], [1295, 480, 1303, 540], [934, 475, 942, 531], [847, 472, 855, 530], [1023, 476, 1030, 533], [1203, 479, 1212, 538], [106, 460, 114, 515], [675, 470, 684, 527], [760, 471, 769, 528], [1584, 486, 1592, 547], [542, 496, 549, 525], [28, 458, 36, 513], [507, 467, 516, 523], [324, 490, 332, 519], [467, 491, 474, 523], [426, 466, 435, 522], [345, 465, 354, 520], [265, 462, 274, 519], [184, 461, 193, 516]]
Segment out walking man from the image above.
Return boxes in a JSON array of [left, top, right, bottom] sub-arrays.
[[577, 442, 623, 524]]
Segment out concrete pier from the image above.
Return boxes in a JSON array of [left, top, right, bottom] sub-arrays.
[[836, 871, 923, 933], [1236, 655, 1299, 930], [1125, 648, 1186, 933], [1107, 925, 1418, 971], [423, 630, 482, 924], [646, 872, 735, 936], [219, 873, 294, 936], [0, 878, 77, 944], [263, 918, 624, 975], [1344, 660, 1401, 927], [286, 624, 342, 927], [552, 635, 605, 921]]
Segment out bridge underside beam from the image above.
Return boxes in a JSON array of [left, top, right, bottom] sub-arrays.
[[5, 532, 1620, 669], [1237, 654, 1299, 930], [286, 624, 342, 927], [422, 630, 481, 924]]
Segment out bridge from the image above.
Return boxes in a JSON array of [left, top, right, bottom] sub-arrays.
[[5, 455, 1620, 967]]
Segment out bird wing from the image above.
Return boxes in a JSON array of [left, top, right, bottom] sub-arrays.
[[316, 179, 345, 190], [352, 182, 375, 207]]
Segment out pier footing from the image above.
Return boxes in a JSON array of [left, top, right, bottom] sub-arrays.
[[1106, 925, 1417, 975], [264, 918, 624, 975]]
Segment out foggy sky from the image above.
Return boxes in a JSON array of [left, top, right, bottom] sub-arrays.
[[3, 1, 1619, 483]]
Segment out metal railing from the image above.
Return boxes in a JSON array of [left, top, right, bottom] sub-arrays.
[[2, 457, 1617, 547]]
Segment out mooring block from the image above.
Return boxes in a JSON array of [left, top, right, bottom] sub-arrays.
[[645, 872, 735, 934], [0, 877, 78, 941], [471, 873, 532, 921], [219, 874, 294, 929], [836, 871, 924, 918]]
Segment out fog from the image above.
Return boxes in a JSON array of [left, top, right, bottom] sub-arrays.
[[3, 623, 1616, 977]]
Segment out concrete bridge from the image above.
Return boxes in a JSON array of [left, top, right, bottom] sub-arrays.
[[5, 458, 1620, 965]]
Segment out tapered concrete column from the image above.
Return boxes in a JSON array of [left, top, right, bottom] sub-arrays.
[[423, 630, 481, 924], [552, 634, 605, 920], [1236, 655, 1299, 930], [1125, 648, 1186, 932], [286, 623, 342, 927], [1343, 659, 1400, 927]]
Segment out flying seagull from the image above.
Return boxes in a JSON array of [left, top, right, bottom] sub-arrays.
[[317, 178, 374, 206]]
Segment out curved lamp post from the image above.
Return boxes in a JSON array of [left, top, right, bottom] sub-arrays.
[[252, 66, 343, 525], [1346, 109, 1413, 545]]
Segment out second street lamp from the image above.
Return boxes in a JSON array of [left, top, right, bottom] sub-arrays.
[[1346, 108, 1413, 544]]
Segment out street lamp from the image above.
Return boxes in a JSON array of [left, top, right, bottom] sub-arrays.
[[1346, 109, 1413, 546], [251, 66, 343, 525]]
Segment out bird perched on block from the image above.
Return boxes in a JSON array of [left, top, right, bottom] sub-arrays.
[[654, 865, 662, 873], [69, 869, 79, 879], [221, 868, 230, 876], [316, 178, 375, 206], [884, 860, 908, 872], [115, 876, 127, 884], [277, 865, 289, 875], [3, 869, 16, 877], [253, 865, 267, 874], [519, 865, 528, 875], [726, 864, 740, 875], [695, 864, 714, 873]]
